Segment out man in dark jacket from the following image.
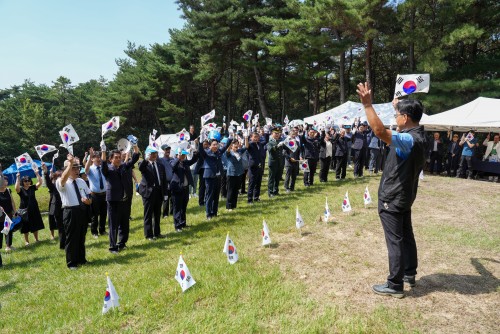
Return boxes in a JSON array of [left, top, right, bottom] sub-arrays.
[[267, 127, 285, 197], [301, 126, 324, 186], [358, 82, 425, 298], [352, 122, 368, 177], [333, 129, 348, 180], [284, 128, 301, 192], [246, 131, 268, 203]]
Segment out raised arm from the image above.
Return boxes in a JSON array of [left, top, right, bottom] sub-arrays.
[[85, 148, 94, 174], [357, 82, 392, 145], [15, 172, 21, 193], [60, 154, 74, 187]]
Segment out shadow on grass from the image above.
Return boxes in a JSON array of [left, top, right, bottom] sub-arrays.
[[2, 255, 51, 269], [0, 280, 16, 294], [409, 258, 499, 297], [88, 251, 147, 267]]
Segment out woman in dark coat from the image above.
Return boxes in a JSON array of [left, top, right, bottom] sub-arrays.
[[15, 170, 44, 246], [0, 175, 17, 265], [42, 163, 64, 249]]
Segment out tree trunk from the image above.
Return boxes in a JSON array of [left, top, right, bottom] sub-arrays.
[[409, 6, 415, 71], [365, 39, 374, 102], [346, 48, 354, 98], [335, 30, 346, 104], [253, 62, 269, 118]]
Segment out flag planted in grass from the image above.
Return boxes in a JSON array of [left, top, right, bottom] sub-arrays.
[[296, 207, 305, 229], [175, 255, 196, 292], [364, 187, 372, 206], [342, 191, 352, 213], [222, 233, 239, 264], [102, 274, 120, 315], [324, 197, 331, 222], [262, 220, 271, 246]]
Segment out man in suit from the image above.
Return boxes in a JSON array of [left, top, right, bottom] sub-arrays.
[[351, 122, 368, 177], [428, 132, 444, 175], [301, 126, 323, 186], [446, 133, 462, 177], [246, 130, 268, 203], [333, 128, 348, 180], [159, 144, 174, 217], [267, 126, 285, 197], [100, 142, 140, 253], [319, 128, 335, 182], [194, 140, 209, 206], [284, 127, 301, 193], [139, 146, 168, 240]]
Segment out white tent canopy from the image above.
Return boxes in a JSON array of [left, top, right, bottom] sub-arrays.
[[303, 101, 398, 127], [420, 97, 500, 132]]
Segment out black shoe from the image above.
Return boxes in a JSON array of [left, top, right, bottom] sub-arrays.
[[372, 283, 404, 298], [254, 198, 260, 202], [118, 245, 127, 251], [155, 234, 166, 239], [403, 275, 416, 287]]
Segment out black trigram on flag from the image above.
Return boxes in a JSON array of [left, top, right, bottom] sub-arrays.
[[396, 77, 404, 85], [416, 75, 424, 83], [395, 91, 402, 97]]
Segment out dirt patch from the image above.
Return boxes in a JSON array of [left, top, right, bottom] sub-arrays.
[[270, 176, 500, 333]]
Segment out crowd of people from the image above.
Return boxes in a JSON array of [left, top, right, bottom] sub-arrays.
[[1, 111, 499, 271]]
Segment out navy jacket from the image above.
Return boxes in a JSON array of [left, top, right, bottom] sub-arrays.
[[333, 134, 348, 157], [170, 155, 198, 193], [138, 158, 169, 199], [225, 148, 246, 176], [102, 152, 140, 202], [351, 131, 367, 150], [301, 132, 324, 160], [198, 141, 231, 178]]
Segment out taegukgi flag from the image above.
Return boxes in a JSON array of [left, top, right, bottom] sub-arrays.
[[265, 117, 272, 126], [59, 124, 80, 147], [299, 160, 309, 172], [222, 233, 239, 265], [296, 206, 305, 229], [342, 191, 352, 213], [175, 255, 196, 292], [242, 110, 253, 122], [324, 197, 331, 221], [175, 129, 190, 143], [34, 144, 57, 159], [149, 130, 159, 150], [394, 74, 430, 98], [201, 109, 216, 125], [102, 274, 120, 315], [262, 220, 271, 246], [364, 187, 372, 206], [284, 136, 298, 153], [284, 115, 289, 125], [14, 153, 33, 170], [2, 214, 13, 235], [101, 116, 120, 136]]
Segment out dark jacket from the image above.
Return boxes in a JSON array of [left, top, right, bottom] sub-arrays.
[[138, 158, 169, 199], [319, 137, 335, 158], [170, 155, 198, 193], [333, 134, 348, 157], [284, 145, 300, 167], [199, 141, 231, 178], [247, 140, 267, 168], [301, 132, 324, 160], [45, 173, 62, 216], [351, 131, 368, 150], [448, 141, 462, 155], [225, 148, 246, 176], [102, 152, 140, 202]]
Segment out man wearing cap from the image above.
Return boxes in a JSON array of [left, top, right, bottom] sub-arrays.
[[85, 151, 107, 238], [357, 82, 425, 298], [170, 147, 198, 231], [301, 125, 324, 186], [139, 145, 168, 240], [267, 126, 285, 197], [101, 142, 140, 252], [159, 144, 174, 217], [56, 155, 92, 269]]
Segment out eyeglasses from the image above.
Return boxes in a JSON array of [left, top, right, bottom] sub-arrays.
[[23, 180, 30, 182], [394, 113, 405, 119]]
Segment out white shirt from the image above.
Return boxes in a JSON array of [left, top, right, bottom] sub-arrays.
[[56, 178, 91, 208], [325, 140, 333, 157], [151, 161, 161, 186]]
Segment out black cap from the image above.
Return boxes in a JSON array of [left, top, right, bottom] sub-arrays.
[[161, 144, 171, 150]]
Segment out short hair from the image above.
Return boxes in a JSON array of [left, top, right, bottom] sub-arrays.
[[110, 150, 122, 159], [396, 99, 423, 122]]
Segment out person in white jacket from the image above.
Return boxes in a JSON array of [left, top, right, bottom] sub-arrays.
[[483, 134, 500, 162]]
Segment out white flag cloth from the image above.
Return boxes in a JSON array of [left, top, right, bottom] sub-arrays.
[[201, 109, 216, 125], [324, 197, 331, 221], [222, 233, 239, 264], [202, 123, 217, 131], [419, 170, 424, 180], [59, 124, 80, 147], [102, 275, 120, 315], [175, 129, 190, 143], [101, 116, 120, 136], [284, 136, 298, 153], [149, 131, 160, 151], [265, 117, 272, 126], [242, 110, 253, 122], [2, 214, 13, 235], [262, 220, 271, 246], [66, 145, 74, 155], [296, 207, 305, 229], [230, 120, 239, 127], [364, 187, 372, 205], [299, 160, 310, 173], [254, 114, 259, 122], [394, 74, 430, 98], [284, 115, 289, 125], [342, 191, 352, 213], [14, 153, 33, 170], [34, 144, 57, 159], [174, 255, 196, 292]]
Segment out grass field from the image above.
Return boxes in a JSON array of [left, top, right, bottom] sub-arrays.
[[1, 172, 499, 333]]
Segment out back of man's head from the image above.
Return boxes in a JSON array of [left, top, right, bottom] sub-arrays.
[[397, 99, 423, 122]]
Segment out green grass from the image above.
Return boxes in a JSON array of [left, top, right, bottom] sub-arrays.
[[1, 173, 497, 333]]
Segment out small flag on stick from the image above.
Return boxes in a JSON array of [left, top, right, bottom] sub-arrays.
[[284, 137, 298, 153], [342, 191, 352, 213], [324, 197, 331, 222], [34, 144, 57, 159], [296, 206, 305, 229], [174, 254, 196, 292], [59, 124, 80, 147], [299, 160, 309, 173], [394, 74, 430, 98], [262, 220, 271, 246], [102, 273, 120, 315], [101, 117, 120, 137], [242, 110, 253, 122], [222, 233, 239, 264], [201, 109, 216, 126], [283, 115, 289, 125], [364, 187, 372, 207], [14, 153, 33, 170]]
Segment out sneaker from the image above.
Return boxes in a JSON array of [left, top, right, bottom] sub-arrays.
[[109, 250, 119, 254], [92, 234, 99, 239], [68, 266, 78, 271], [175, 228, 183, 233], [372, 283, 404, 298], [403, 275, 416, 287], [5, 247, 12, 252], [147, 237, 154, 241]]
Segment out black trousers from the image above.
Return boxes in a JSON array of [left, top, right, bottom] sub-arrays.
[[369, 148, 380, 173], [268, 162, 281, 196], [457, 155, 473, 178], [429, 151, 442, 174], [205, 176, 221, 218], [285, 163, 299, 191], [303, 158, 318, 186], [335, 156, 347, 179], [239, 170, 247, 193], [248, 165, 263, 202], [142, 187, 163, 238], [50, 212, 65, 249], [446, 153, 460, 176], [353, 148, 366, 176], [172, 186, 189, 228], [220, 170, 228, 198], [63, 206, 88, 267], [90, 193, 107, 235], [319, 157, 332, 182], [118, 197, 132, 248], [226, 175, 241, 209], [107, 200, 125, 250], [198, 171, 206, 206], [378, 200, 418, 291]]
